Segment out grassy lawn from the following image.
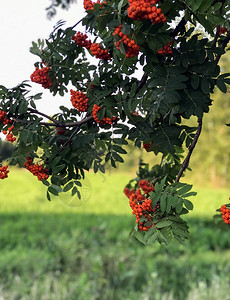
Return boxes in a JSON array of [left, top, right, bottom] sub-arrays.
[[0, 168, 230, 300]]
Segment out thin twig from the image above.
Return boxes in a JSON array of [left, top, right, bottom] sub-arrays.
[[171, 17, 186, 38], [216, 30, 230, 64], [135, 72, 148, 95], [212, 0, 226, 49], [175, 118, 203, 182], [28, 108, 59, 124]]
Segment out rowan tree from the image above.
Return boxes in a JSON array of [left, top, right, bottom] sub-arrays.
[[0, 0, 230, 244]]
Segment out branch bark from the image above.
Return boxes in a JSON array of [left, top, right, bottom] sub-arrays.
[[175, 118, 203, 182]]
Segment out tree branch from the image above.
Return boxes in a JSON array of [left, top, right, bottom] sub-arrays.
[[215, 30, 230, 64], [171, 17, 186, 38], [175, 118, 203, 182], [12, 114, 94, 128], [135, 72, 148, 95], [28, 108, 59, 124], [212, 0, 226, 49]]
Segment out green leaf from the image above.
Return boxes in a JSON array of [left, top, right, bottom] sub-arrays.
[[176, 201, 183, 213], [63, 181, 74, 192], [160, 193, 167, 213], [144, 226, 156, 243], [177, 184, 192, 196], [53, 164, 66, 174], [146, 231, 158, 245], [47, 191, 51, 201], [134, 230, 146, 245], [156, 220, 173, 228], [216, 78, 227, 93], [42, 179, 50, 186], [200, 77, 209, 94], [112, 152, 124, 163], [112, 145, 127, 154], [183, 199, 194, 210]]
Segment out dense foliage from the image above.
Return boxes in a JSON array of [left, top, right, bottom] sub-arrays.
[[0, 0, 230, 244]]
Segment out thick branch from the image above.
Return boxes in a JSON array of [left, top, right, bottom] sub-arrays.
[[175, 118, 203, 182]]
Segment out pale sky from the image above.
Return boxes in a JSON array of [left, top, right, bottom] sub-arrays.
[[0, 0, 85, 115]]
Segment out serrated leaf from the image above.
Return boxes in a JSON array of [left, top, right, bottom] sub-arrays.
[[160, 193, 167, 213], [54, 164, 66, 174], [47, 191, 51, 201], [146, 231, 158, 244], [42, 179, 50, 186], [177, 184, 192, 196], [134, 230, 146, 245], [144, 226, 156, 242], [176, 201, 183, 213], [63, 181, 74, 192], [183, 199, 194, 210], [156, 220, 173, 228], [217, 78, 227, 93]]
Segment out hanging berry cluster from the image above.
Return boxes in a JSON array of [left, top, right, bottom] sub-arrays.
[[143, 143, 151, 152], [138, 179, 155, 193], [113, 25, 140, 58], [0, 110, 16, 143], [124, 180, 158, 231], [56, 127, 65, 135], [30, 67, 52, 89], [127, 0, 166, 24], [220, 204, 230, 224], [72, 32, 110, 60], [83, 0, 107, 11], [0, 165, 9, 180], [158, 41, 173, 55], [70, 89, 89, 112], [0, 110, 12, 126], [2, 125, 16, 143], [24, 157, 49, 181], [72, 32, 92, 49], [92, 104, 117, 125], [219, 27, 227, 35], [90, 43, 111, 60]]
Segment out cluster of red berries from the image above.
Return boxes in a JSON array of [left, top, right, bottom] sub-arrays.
[[113, 25, 140, 58], [56, 127, 65, 135], [220, 204, 230, 224], [72, 32, 92, 49], [30, 67, 52, 89], [92, 104, 117, 125], [72, 31, 110, 60], [0, 165, 9, 180], [90, 43, 111, 60], [127, 0, 166, 24], [70, 89, 89, 112], [138, 179, 155, 194], [124, 187, 136, 198], [158, 41, 173, 55], [219, 27, 227, 35], [0, 110, 16, 143], [128, 188, 157, 231], [2, 125, 16, 143], [83, 0, 107, 11], [124, 180, 158, 231], [143, 143, 151, 152], [0, 110, 12, 125], [24, 157, 49, 181]]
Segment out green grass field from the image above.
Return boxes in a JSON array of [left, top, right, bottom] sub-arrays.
[[0, 168, 230, 300]]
